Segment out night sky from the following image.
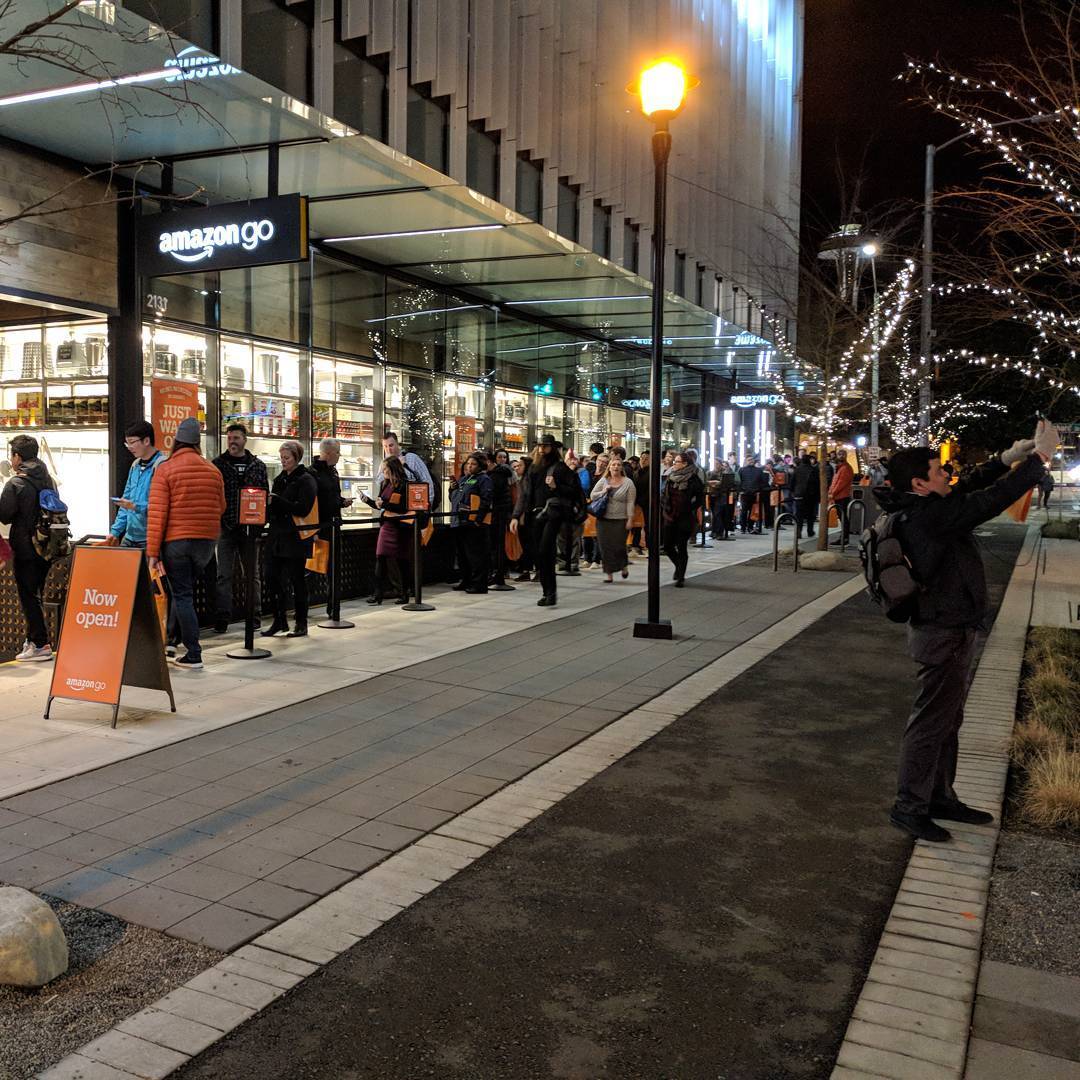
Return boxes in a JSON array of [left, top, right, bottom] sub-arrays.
[[801, 0, 1024, 225]]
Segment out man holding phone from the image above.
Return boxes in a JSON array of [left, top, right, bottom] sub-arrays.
[[107, 421, 164, 549]]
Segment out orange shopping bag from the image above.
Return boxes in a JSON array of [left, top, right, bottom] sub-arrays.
[[505, 527, 523, 562]]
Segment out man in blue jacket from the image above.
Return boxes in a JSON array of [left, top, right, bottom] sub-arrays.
[[107, 421, 164, 549]]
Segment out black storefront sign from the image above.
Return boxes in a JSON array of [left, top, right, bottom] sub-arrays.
[[137, 194, 309, 277]]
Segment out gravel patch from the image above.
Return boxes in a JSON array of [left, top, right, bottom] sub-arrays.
[[0, 896, 220, 1079], [983, 828, 1080, 979]]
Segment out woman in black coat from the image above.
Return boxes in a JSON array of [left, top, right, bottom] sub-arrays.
[[660, 451, 705, 586], [262, 440, 318, 638], [510, 435, 579, 608]]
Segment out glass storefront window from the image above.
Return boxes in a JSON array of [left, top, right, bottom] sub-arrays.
[[220, 263, 306, 345], [385, 279, 444, 371], [312, 354, 376, 518], [441, 378, 487, 501], [535, 394, 564, 446], [384, 368, 439, 458], [604, 407, 628, 452], [567, 402, 602, 455], [312, 256, 384, 359], [445, 304, 493, 379], [493, 387, 529, 456], [0, 319, 111, 536]]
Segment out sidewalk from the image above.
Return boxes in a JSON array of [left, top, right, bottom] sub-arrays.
[[0, 533, 783, 799]]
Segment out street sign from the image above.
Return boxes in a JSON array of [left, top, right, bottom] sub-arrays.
[[865, 445, 882, 464]]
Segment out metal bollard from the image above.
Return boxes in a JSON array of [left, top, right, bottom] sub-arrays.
[[318, 517, 355, 629], [226, 526, 271, 659], [772, 512, 797, 572], [401, 514, 435, 612]]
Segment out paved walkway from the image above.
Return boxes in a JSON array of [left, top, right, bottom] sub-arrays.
[[165, 526, 1028, 1079], [1, 550, 850, 955], [0, 534, 783, 798]]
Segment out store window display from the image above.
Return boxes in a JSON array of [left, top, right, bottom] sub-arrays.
[[440, 376, 487, 498], [312, 354, 376, 517], [493, 388, 528, 455], [0, 319, 110, 536]]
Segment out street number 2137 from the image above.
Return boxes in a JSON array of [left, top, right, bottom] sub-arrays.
[[145, 293, 169, 314]]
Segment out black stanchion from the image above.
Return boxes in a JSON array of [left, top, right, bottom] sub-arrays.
[[489, 514, 515, 591], [226, 526, 271, 660], [317, 516, 355, 630], [401, 515, 435, 612]]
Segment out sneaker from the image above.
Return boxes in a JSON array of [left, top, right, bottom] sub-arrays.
[[889, 809, 952, 843], [930, 800, 995, 826], [165, 641, 179, 657], [15, 642, 53, 662], [173, 654, 203, 670]]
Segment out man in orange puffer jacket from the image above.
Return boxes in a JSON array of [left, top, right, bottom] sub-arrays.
[[147, 417, 226, 670]]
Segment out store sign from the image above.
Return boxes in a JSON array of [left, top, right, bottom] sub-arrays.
[[238, 487, 267, 526], [164, 45, 241, 84], [730, 394, 782, 408], [407, 483, 430, 513], [138, 195, 308, 277], [151, 378, 201, 453], [620, 398, 670, 409], [46, 548, 173, 726], [733, 331, 770, 348], [454, 416, 477, 475]]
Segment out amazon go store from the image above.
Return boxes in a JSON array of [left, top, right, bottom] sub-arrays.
[[0, 186, 704, 656]]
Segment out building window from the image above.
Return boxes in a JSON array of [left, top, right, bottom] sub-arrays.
[[467, 122, 500, 199], [624, 221, 640, 274], [697, 264, 709, 308], [592, 201, 611, 258], [241, 0, 313, 103], [674, 250, 687, 297], [516, 154, 542, 220], [406, 84, 449, 173], [124, 0, 217, 51], [557, 178, 579, 242], [333, 41, 388, 142]]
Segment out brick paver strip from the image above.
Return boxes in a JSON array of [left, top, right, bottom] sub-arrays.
[[831, 524, 1041, 1080]]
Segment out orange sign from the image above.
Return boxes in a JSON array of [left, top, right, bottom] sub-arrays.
[[47, 547, 174, 727], [454, 416, 477, 475], [407, 482, 430, 512], [238, 486, 267, 525], [151, 378, 201, 453]]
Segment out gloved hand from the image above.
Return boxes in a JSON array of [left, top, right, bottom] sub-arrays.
[[1034, 419, 1060, 461], [1000, 438, 1036, 466]]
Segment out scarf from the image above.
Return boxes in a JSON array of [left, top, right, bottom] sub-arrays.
[[665, 463, 696, 490]]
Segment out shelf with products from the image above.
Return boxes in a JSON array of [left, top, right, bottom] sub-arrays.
[[142, 323, 208, 383], [312, 354, 377, 517], [535, 393, 565, 445], [441, 378, 487, 489], [220, 392, 300, 439], [493, 387, 529, 453], [45, 381, 110, 427]]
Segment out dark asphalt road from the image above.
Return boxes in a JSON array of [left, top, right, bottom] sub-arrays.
[[176, 525, 1025, 1080]]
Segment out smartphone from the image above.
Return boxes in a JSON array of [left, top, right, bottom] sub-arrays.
[[110, 497, 123, 503]]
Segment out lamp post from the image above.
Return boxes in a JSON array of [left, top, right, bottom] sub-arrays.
[[863, 241, 880, 448], [629, 59, 696, 641]]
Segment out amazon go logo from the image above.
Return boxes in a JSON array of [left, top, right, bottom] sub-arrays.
[[159, 220, 275, 266]]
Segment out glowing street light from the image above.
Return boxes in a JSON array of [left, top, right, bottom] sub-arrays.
[[628, 58, 697, 641], [861, 242, 880, 257]]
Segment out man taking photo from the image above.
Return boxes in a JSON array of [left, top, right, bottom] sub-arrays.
[[877, 420, 1058, 842]]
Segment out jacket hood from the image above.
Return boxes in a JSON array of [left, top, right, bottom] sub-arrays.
[[17, 459, 53, 487]]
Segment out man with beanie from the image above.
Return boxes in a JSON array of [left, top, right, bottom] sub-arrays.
[[146, 418, 225, 670], [875, 420, 1059, 842]]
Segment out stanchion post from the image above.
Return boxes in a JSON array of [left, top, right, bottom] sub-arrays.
[[402, 514, 435, 612], [227, 526, 271, 660], [318, 516, 355, 629]]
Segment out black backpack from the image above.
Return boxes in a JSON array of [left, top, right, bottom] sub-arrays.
[[859, 511, 921, 623], [22, 473, 71, 563]]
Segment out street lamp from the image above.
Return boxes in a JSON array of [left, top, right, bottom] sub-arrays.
[[918, 112, 1059, 444], [628, 58, 697, 641]]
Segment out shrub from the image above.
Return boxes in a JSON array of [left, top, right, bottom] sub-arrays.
[[1023, 664, 1080, 739], [1020, 749, 1080, 829], [1040, 518, 1079, 540], [1011, 718, 1067, 764]]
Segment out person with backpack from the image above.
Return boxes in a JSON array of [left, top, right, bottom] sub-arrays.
[[871, 422, 1058, 843], [510, 435, 578, 608], [0, 435, 66, 661], [107, 421, 164, 550]]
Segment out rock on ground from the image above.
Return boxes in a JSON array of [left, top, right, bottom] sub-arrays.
[[0, 886, 68, 988]]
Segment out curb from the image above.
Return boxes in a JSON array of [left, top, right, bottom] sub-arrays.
[[38, 575, 866, 1079], [832, 525, 1040, 1080]]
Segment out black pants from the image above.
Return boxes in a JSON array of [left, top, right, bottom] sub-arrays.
[[267, 554, 308, 628], [895, 625, 979, 816], [794, 497, 817, 537], [663, 523, 692, 580], [740, 492, 762, 532], [456, 526, 489, 591], [13, 555, 49, 648], [531, 516, 560, 598], [488, 513, 508, 583], [557, 521, 581, 570], [835, 496, 852, 542]]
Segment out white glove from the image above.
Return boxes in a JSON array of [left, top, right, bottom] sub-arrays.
[[1000, 439, 1036, 466], [1034, 420, 1060, 461]]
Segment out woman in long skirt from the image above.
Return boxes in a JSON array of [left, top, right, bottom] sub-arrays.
[[588, 456, 637, 583]]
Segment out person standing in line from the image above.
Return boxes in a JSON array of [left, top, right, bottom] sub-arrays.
[[589, 455, 637, 582], [261, 440, 318, 639], [450, 452, 494, 593], [485, 450, 515, 587], [212, 423, 269, 632], [511, 455, 535, 582], [878, 423, 1057, 842], [660, 451, 705, 587], [310, 437, 354, 617], [829, 449, 855, 546], [360, 455, 413, 604], [792, 453, 819, 539], [108, 421, 164, 550], [382, 431, 434, 504], [1037, 467, 1055, 509], [511, 434, 578, 608], [737, 454, 765, 534], [0, 435, 60, 661], [580, 452, 609, 568], [146, 418, 226, 670], [556, 448, 585, 576]]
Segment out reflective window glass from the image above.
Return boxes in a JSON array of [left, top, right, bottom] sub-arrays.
[[312, 256, 384, 359], [592, 201, 611, 258], [467, 123, 500, 199], [406, 85, 449, 172], [124, 0, 216, 51], [333, 41, 388, 141], [557, 178, 579, 242], [241, 0, 313, 103], [516, 154, 542, 220]]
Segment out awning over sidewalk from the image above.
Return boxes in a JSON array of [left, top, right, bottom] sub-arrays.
[[0, 0, 790, 389]]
